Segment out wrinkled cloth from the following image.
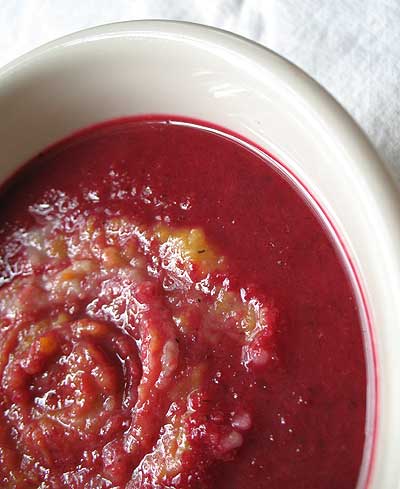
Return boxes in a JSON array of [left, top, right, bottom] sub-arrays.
[[1, 0, 399, 180]]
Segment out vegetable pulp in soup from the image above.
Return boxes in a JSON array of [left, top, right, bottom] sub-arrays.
[[0, 118, 367, 488]]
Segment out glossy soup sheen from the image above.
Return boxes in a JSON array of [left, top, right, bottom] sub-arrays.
[[0, 117, 366, 489]]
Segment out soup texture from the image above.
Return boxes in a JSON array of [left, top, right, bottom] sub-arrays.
[[0, 118, 366, 488]]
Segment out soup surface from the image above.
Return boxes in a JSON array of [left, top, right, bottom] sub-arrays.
[[0, 117, 366, 488]]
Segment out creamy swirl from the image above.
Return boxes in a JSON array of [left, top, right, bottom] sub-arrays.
[[0, 195, 277, 488]]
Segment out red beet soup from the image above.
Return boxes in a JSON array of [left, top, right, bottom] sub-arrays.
[[0, 117, 367, 488]]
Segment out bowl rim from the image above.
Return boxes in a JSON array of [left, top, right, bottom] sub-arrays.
[[1, 18, 396, 195], [0, 19, 393, 183]]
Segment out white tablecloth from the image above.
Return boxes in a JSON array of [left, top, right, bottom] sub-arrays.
[[1, 0, 399, 181]]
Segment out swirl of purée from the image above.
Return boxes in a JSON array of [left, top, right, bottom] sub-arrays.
[[0, 194, 277, 488]]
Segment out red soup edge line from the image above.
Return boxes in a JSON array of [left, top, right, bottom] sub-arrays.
[[164, 114, 378, 489], [0, 113, 378, 488]]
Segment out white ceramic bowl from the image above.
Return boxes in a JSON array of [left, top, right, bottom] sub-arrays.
[[0, 20, 399, 489]]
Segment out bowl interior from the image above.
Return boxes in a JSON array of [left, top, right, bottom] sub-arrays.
[[0, 21, 400, 488]]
